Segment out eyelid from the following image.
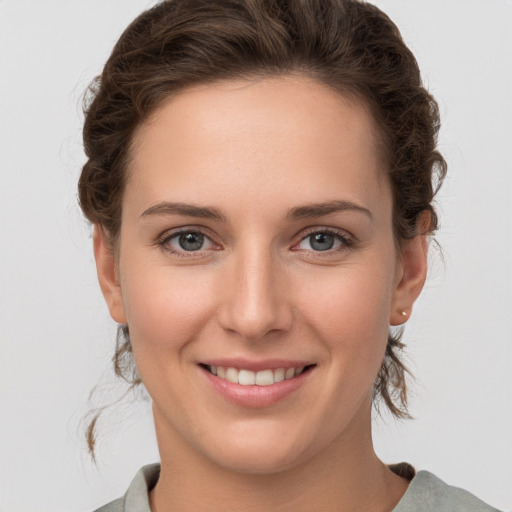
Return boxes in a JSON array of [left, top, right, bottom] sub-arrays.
[[156, 226, 222, 256], [154, 225, 355, 257], [291, 226, 355, 252]]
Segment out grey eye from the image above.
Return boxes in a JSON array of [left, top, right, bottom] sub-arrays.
[[297, 231, 346, 252], [309, 233, 335, 251], [176, 232, 205, 251], [163, 230, 216, 255]]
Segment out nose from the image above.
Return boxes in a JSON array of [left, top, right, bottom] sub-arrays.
[[216, 245, 293, 341]]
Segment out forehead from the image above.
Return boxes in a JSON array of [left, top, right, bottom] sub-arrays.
[[126, 75, 390, 218]]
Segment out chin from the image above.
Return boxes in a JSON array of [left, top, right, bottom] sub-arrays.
[[198, 423, 321, 475], [208, 445, 305, 475]]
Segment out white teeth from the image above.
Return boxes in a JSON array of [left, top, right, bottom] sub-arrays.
[[274, 368, 285, 382], [208, 365, 309, 385], [226, 367, 238, 384], [238, 369, 255, 385], [285, 368, 295, 379], [255, 369, 274, 386]]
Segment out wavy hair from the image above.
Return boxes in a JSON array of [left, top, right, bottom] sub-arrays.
[[79, 0, 446, 455]]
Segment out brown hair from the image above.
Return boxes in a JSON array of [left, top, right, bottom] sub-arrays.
[[79, 0, 446, 453]]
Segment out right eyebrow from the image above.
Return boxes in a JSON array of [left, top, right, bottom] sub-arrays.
[[285, 200, 373, 221], [140, 202, 227, 222]]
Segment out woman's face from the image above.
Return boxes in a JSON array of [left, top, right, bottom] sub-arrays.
[[96, 75, 426, 473]]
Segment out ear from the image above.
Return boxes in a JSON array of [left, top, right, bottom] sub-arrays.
[[390, 212, 430, 326], [93, 225, 127, 324]]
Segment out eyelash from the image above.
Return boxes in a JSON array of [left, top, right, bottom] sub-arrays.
[[156, 227, 354, 258], [294, 228, 355, 254], [157, 228, 219, 258]]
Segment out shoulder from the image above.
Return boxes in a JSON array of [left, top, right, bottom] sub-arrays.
[[93, 497, 124, 512], [393, 470, 502, 512], [91, 463, 160, 512]]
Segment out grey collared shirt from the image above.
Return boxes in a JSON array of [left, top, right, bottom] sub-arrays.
[[93, 463, 501, 511]]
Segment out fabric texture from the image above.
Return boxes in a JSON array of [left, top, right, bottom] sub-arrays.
[[93, 463, 501, 512]]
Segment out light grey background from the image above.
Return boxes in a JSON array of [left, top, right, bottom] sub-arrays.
[[1, 1, 511, 510]]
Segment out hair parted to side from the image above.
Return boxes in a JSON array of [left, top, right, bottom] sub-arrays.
[[79, 0, 446, 456]]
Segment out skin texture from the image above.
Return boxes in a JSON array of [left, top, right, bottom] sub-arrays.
[[94, 75, 428, 511]]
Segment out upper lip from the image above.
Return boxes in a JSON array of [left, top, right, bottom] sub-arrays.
[[199, 358, 315, 372]]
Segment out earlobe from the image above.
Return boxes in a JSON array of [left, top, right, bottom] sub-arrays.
[[390, 212, 430, 326], [93, 225, 127, 324]]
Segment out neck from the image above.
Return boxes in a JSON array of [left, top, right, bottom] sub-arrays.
[[149, 404, 409, 512]]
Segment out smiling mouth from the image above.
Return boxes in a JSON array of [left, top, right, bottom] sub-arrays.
[[199, 364, 316, 386]]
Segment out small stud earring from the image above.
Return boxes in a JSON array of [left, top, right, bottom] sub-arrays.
[[401, 310, 407, 317]]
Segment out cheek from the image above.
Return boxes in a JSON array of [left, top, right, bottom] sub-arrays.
[[118, 256, 217, 366], [295, 260, 395, 369]]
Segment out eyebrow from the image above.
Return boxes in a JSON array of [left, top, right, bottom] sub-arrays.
[[141, 202, 227, 222], [140, 199, 372, 222], [285, 200, 373, 221]]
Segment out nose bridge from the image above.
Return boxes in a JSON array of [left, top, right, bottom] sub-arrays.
[[217, 238, 291, 340]]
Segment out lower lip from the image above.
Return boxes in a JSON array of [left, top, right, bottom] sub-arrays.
[[200, 366, 313, 408]]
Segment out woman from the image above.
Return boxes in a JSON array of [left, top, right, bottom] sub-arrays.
[[78, 0, 500, 510]]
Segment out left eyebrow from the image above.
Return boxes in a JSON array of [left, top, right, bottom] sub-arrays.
[[140, 202, 227, 222], [285, 200, 373, 221]]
